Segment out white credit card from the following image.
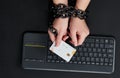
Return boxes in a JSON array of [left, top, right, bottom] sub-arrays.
[[49, 41, 76, 62]]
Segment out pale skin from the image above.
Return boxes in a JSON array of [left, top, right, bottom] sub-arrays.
[[48, 0, 91, 46]]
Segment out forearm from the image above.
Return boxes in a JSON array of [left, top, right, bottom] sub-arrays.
[[53, 0, 68, 5], [75, 0, 91, 11]]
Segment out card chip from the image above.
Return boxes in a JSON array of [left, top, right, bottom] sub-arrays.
[[66, 53, 70, 57]]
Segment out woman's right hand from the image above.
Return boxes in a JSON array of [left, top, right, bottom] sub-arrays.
[[48, 18, 69, 46]]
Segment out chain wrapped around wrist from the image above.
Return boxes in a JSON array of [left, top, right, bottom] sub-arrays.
[[51, 3, 87, 19], [71, 8, 87, 19], [52, 3, 71, 18]]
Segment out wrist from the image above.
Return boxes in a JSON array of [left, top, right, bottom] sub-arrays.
[[75, 0, 91, 11]]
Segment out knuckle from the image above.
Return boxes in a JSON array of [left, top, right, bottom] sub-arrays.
[[86, 30, 90, 35]]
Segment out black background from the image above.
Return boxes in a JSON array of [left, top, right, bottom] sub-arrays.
[[0, 0, 120, 78]]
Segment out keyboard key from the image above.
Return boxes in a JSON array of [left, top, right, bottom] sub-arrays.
[[95, 44, 99, 48], [105, 58, 109, 62], [100, 58, 104, 62], [87, 62, 90, 64], [93, 53, 98, 57], [77, 57, 80, 61], [82, 62, 86, 64], [103, 53, 107, 57], [109, 58, 113, 62], [107, 49, 113, 53], [84, 53, 89, 57], [97, 48, 101, 52], [80, 52, 84, 56], [85, 38, 94, 42], [102, 49, 106, 53], [83, 48, 87, 52], [95, 39, 99, 43], [100, 63, 104, 65], [88, 48, 92, 52], [100, 44, 104, 48], [48, 55, 52, 59], [98, 53, 102, 57], [108, 54, 113, 58], [81, 57, 85, 61], [91, 43, 94, 47], [78, 47, 82, 51], [86, 43, 90, 47], [105, 39, 109, 43], [93, 48, 97, 52], [105, 44, 114, 48], [100, 39, 104, 43], [96, 62, 100, 65], [110, 40, 114, 44], [89, 53, 93, 57], [95, 58, 100, 62], [86, 57, 90, 62], [91, 57, 95, 62], [104, 63, 108, 66], [109, 63, 113, 66], [51, 60, 55, 63]]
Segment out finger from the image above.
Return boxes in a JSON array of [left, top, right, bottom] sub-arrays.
[[69, 40, 74, 45], [69, 31, 77, 46], [63, 36, 69, 41], [55, 33, 63, 47], [77, 33, 87, 46], [48, 30, 55, 42]]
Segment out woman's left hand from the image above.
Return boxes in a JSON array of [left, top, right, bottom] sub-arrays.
[[69, 17, 90, 46]]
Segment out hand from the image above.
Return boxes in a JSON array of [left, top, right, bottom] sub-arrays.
[[48, 18, 69, 46], [69, 17, 90, 46]]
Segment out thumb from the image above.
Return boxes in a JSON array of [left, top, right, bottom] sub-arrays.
[[55, 33, 63, 47]]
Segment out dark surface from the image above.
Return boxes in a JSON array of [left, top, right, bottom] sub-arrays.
[[0, 0, 120, 78]]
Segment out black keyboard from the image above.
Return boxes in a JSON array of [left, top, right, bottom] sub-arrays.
[[22, 33, 115, 74], [47, 36, 115, 69]]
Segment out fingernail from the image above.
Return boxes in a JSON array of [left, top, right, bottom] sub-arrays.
[[74, 43, 77, 46], [55, 43, 59, 47]]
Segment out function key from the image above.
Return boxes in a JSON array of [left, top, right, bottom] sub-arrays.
[[100, 39, 104, 43], [110, 39, 114, 44], [105, 39, 109, 43], [95, 39, 99, 43], [85, 38, 94, 43]]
